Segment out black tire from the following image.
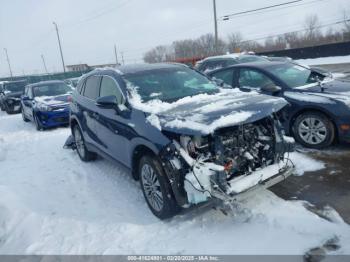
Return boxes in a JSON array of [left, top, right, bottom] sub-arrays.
[[5, 106, 12, 115], [0, 104, 4, 111], [21, 108, 30, 122], [139, 155, 180, 219], [293, 112, 335, 149], [33, 113, 44, 131], [73, 124, 97, 162]]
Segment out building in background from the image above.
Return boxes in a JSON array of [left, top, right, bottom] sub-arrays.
[[66, 63, 118, 72]]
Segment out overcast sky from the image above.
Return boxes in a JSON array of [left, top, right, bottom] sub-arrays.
[[0, 0, 348, 77]]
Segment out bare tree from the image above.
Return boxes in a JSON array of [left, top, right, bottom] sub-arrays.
[[196, 33, 226, 56], [342, 9, 350, 40], [303, 14, 322, 45], [143, 45, 173, 63], [227, 32, 243, 53], [284, 32, 302, 48]]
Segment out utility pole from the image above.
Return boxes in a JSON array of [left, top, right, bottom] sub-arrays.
[[41, 54, 49, 74], [3, 48, 13, 79], [114, 44, 119, 65], [53, 22, 66, 73], [121, 52, 125, 65], [213, 0, 218, 54]]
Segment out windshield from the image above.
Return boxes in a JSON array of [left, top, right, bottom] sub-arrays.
[[4, 82, 26, 92], [237, 55, 269, 63], [33, 83, 72, 97], [266, 63, 324, 88], [123, 67, 219, 102]]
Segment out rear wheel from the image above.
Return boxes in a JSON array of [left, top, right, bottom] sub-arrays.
[[73, 125, 96, 161], [293, 112, 335, 149], [139, 155, 180, 219]]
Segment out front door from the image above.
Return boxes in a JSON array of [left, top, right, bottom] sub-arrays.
[[95, 75, 133, 166]]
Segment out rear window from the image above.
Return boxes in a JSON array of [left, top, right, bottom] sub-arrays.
[[83, 76, 100, 100]]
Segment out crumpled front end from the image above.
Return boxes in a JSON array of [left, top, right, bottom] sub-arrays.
[[159, 115, 295, 207], [4, 97, 21, 113]]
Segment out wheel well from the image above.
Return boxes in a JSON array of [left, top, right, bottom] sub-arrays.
[[132, 145, 157, 181], [70, 118, 78, 133], [290, 109, 338, 139]]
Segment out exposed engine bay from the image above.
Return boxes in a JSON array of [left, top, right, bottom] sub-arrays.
[[160, 116, 294, 207]]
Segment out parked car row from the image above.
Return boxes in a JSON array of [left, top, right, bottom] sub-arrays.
[[207, 59, 350, 149], [1, 55, 349, 219]]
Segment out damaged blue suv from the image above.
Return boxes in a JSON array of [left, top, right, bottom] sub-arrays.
[[66, 63, 295, 219]]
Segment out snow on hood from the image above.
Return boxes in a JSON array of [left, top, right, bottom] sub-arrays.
[[34, 94, 71, 107], [129, 86, 288, 135]]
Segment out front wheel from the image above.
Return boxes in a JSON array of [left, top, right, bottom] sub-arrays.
[[73, 125, 96, 162], [293, 112, 335, 149], [33, 113, 44, 131], [139, 155, 180, 219]]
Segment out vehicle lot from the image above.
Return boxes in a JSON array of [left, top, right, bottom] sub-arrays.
[[0, 110, 349, 255]]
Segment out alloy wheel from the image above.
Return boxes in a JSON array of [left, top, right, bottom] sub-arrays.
[[74, 127, 86, 158], [298, 117, 327, 145], [141, 163, 164, 212]]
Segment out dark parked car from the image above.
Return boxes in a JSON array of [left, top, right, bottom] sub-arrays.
[[208, 62, 350, 148], [64, 77, 80, 88], [21, 80, 73, 130], [0, 80, 28, 114], [65, 63, 294, 219], [265, 56, 333, 78], [194, 54, 269, 73]]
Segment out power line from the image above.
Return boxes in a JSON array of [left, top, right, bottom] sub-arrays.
[[222, 0, 303, 20], [221, 0, 325, 21], [241, 17, 350, 44]]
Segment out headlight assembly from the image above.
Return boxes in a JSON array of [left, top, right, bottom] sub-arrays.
[[37, 103, 52, 112]]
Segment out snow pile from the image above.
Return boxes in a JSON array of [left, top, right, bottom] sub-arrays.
[[295, 55, 350, 66], [164, 111, 255, 135], [289, 152, 325, 176], [146, 114, 161, 130], [0, 112, 349, 255]]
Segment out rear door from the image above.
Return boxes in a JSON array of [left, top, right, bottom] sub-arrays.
[[78, 75, 101, 147], [94, 75, 132, 166]]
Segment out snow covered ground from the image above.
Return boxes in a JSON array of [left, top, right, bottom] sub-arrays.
[[0, 111, 350, 255], [295, 55, 350, 66]]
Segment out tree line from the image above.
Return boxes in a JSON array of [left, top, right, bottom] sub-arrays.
[[143, 12, 350, 63]]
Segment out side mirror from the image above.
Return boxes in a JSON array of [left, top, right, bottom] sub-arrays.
[[261, 84, 281, 94], [96, 95, 118, 108], [212, 77, 225, 87], [22, 95, 30, 101]]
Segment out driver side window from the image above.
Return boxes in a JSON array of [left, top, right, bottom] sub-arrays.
[[100, 76, 124, 105], [239, 69, 274, 88]]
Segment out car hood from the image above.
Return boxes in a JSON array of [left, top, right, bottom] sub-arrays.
[[296, 79, 350, 94], [143, 89, 288, 136], [34, 94, 71, 107], [5, 91, 23, 99], [290, 79, 350, 104]]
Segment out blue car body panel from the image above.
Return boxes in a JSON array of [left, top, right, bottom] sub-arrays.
[[70, 64, 288, 171]]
